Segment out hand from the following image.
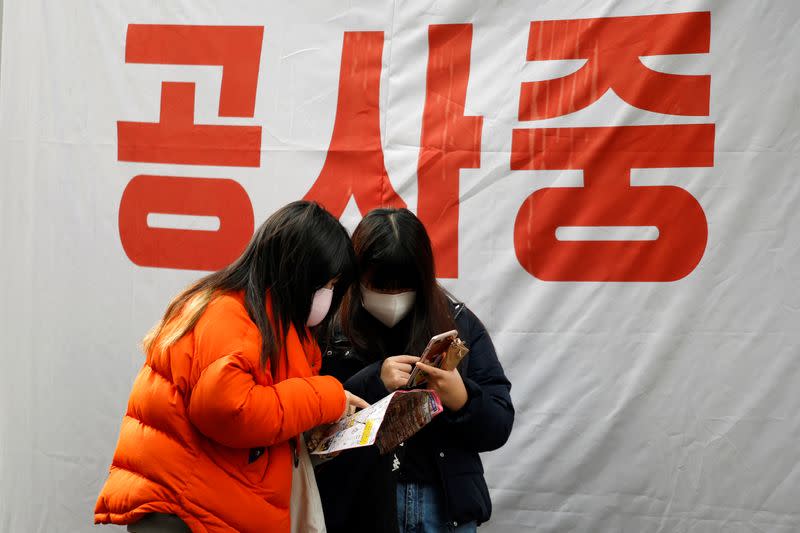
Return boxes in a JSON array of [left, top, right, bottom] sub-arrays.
[[341, 391, 369, 418], [414, 362, 468, 412], [380, 355, 420, 392]]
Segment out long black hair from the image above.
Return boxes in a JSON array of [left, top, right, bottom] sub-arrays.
[[144, 201, 356, 373], [340, 208, 455, 359]]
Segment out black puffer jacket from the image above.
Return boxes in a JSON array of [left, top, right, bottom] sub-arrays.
[[315, 302, 514, 531]]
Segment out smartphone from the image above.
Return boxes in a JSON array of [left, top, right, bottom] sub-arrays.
[[405, 330, 458, 388]]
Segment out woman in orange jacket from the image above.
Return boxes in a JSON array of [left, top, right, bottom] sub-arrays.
[[95, 201, 367, 532]]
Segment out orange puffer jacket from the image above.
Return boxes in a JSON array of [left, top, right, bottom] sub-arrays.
[[94, 292, 346, 532]]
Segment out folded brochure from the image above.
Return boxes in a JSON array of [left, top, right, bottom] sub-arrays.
[[307, 389, 443, 456]]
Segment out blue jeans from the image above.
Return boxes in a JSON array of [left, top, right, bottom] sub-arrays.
[[396, 481, 477, 533]]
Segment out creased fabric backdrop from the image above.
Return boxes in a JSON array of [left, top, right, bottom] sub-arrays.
[[2, 1, 800, 531]]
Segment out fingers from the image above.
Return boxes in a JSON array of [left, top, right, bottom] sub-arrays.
[[393, 363, 414, 374], [390, 371, 411, 390], [386, 358, 415, 378], [412, 363, 467, 411], [346, 392, 370, 409], [390, 355, 421, 365], [382, 356, 422, 391], [341, 391, 367, 418], [414, 362, 447, 379]]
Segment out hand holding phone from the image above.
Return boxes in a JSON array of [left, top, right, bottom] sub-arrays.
[[380, 355, 421, 392], [413, 361, 468, 411], [405, 330, 459, 389]]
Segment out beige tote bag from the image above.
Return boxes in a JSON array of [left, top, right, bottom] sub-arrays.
[[290, 434, 327, 533]]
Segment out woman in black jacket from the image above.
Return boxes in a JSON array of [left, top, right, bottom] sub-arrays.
[[315, 208, 514, 533]]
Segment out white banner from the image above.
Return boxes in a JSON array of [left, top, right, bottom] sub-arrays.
[[2, 1, 799, 531]]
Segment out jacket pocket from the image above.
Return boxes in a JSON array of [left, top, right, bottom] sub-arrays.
[[439, 448, 484, 475], [443, 472, 491, 525], [439, 449, 490, 524], [242, 446, 271, 485]]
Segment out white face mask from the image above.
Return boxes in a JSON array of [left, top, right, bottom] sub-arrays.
[[361, 285, 417, 328], [307, 287, 333, 327]]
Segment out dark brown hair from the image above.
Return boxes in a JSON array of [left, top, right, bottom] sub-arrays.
[[144, 201, 355, 373], [340, 208, 455, 359]]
